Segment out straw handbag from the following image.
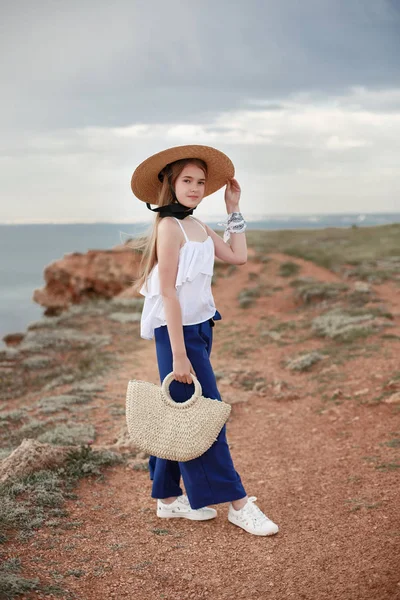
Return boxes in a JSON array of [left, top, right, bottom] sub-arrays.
[[125, 371, 231, 461]]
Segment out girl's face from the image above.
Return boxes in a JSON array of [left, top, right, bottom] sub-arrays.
[[174, 164, 206, 208]]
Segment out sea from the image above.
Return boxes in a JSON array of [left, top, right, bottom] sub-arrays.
[[1, 213, 399, 347]]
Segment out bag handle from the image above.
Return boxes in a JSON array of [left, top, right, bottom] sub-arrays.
[[161, 372, 203, 409]]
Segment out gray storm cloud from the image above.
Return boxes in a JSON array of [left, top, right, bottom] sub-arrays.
[[1, 0, 399, 129], [0, 0, 399, 222]]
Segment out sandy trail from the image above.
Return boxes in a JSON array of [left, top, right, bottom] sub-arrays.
[[6, 253, 400, 600]]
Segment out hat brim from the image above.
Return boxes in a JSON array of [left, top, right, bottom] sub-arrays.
[[131, 144, 234, 204]]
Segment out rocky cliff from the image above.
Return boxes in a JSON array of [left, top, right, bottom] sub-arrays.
[[32, 242, 142, 314]]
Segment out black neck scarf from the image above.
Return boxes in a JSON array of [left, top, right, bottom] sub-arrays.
[[146, 201, 195, 220]]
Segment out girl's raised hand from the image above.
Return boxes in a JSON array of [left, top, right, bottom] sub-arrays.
[[224, 178, 241, 213]]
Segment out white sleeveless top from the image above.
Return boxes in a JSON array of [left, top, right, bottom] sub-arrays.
[[139, 216, 217, 340]]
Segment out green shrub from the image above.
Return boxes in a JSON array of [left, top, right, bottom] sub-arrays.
[[279, 262, 300, 277]]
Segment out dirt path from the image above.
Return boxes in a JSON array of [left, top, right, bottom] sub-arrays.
[[5, 253, 400, 600]]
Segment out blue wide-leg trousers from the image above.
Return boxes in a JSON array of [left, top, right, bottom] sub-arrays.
[[149, 310, 247, 510]]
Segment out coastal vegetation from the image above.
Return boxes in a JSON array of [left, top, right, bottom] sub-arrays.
[[0, 223, 399, 598]]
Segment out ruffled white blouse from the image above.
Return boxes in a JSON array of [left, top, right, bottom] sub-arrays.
[[139, 217, 217, 340]]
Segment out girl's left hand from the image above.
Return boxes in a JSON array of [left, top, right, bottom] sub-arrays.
[[224, 178, 241, 213]]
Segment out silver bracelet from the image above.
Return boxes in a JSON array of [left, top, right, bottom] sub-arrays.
[[217, 212, 247, 242]]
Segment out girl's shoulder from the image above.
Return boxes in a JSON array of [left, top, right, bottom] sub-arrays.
[[156, 216, 180, 234], [156, 217, 184, 250]]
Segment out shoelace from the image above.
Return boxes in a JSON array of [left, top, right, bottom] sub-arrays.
[[241, 496, 269, 524], [177, 494, 191, 506], [178, 495, 207, 511]]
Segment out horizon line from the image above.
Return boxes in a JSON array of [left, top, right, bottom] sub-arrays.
[[1, 211, 400, 226]]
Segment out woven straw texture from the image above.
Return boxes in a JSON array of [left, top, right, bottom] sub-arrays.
[[125, 372, 231, 461], [131, 144, 235, 204]]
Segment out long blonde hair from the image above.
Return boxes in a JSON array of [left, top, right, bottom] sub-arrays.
[[129, 158, 208, 294]]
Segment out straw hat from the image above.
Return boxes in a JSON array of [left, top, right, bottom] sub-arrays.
[[131, 144, 235, 204]]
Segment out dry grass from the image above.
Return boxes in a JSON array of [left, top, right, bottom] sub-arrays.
[[247, 224, 400, 275], [0, 446, 124, 545]]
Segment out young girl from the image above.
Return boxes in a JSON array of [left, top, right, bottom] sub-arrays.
[[130, 144, 279, 536]]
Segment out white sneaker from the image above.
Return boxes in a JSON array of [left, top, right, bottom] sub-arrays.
[[228, 496, 279, 536], [157, 494, 217, 521]]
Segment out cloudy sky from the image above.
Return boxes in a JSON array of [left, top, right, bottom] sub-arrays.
[[1, 0, 399, 223]]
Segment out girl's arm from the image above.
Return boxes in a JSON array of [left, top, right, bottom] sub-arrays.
[[156, 217, 195, 384], [203, 225, 247, 265], [201, 178, 247, 265]]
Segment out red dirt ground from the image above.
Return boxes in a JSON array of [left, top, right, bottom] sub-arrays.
[[5, 251, 400, 600]]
